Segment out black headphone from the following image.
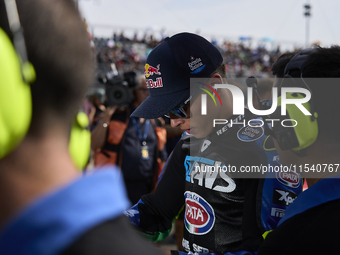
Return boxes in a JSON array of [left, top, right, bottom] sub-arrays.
[[269, 49, 318, 152]]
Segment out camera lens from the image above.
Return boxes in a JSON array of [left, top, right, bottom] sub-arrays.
[[106, 82, 132, 106], [113, 90, 122, 99]]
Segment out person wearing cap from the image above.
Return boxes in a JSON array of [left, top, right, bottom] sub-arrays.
[[125, 33, 297, 255]]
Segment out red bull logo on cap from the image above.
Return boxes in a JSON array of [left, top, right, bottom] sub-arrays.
[[144, 63, 161, 78], [146, 77, 163, 89]]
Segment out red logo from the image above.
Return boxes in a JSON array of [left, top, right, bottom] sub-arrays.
[[186, 200, 209, 227], [144, 64, 161, 78], [146, 77, 163, 88], [276, 171, 300, 188], [184, 192, 215, 235]]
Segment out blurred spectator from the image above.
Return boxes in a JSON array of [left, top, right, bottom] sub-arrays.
[[91, 74, 168, 204]]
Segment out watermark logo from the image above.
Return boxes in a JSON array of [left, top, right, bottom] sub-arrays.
[[198, 83, 312, 128], [201, 84, 312, 116], [198, 83, 222, 115]]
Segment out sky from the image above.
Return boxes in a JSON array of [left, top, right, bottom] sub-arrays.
[[78, 0, 340, 51]]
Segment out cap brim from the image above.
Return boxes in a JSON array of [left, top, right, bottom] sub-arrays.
[[131, 88, 190, 119]]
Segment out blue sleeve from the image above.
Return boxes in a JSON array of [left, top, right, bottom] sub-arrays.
[[258, 159, 303, 232], [254, 134, 303, 233], [124, 199, 144, 227]]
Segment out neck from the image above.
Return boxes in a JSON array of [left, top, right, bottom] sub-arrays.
[[0, 132, 79, 228]]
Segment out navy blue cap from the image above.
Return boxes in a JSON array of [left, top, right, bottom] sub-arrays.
[[131, 32, 223, 119]]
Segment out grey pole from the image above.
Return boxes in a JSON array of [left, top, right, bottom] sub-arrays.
[[304, 2, 311, 48]]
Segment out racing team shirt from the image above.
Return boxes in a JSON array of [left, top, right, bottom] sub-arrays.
[[136, 112, 271, 254]]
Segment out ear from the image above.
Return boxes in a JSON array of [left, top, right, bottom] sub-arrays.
[[209, 73, 222, 82], [209, 73, 223, 93]]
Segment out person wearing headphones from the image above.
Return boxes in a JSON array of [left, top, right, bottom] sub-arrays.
[[258, 46, 340, 254], [0, 0, 166, 254]]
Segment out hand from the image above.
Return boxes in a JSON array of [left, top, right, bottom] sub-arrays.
[[102, 105, 119, 122]]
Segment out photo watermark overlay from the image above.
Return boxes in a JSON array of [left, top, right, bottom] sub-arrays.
[[186, 77, 340, 180]]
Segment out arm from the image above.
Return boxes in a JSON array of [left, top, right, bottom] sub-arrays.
[[90, 105, 118, 150], [233, 153, 265, 253], [125, 140, 187, 242], [239, 178, 264, 251]]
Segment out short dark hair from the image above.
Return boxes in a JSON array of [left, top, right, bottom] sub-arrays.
[[271, 52, 297, 77], [0, 0, 93, 136], [300, 46, 340, 78]]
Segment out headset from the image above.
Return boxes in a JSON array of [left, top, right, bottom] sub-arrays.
[[0, 0, 90, 169], [268, 49, 319, 153]]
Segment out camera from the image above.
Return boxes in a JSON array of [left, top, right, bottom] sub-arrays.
[[95, 63, 137, 108], [106, 75, 134, 107]]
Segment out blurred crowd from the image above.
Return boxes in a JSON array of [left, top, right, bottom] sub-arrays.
[[90, 30, 292, 80]]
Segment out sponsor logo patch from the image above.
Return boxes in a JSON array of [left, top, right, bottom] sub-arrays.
[[123, 209, 138, 217], [200, 140, 211, 152], [271, 207, 285, 218], [184, 156, 236, 193], [237, 125, 264, 142], [273, 155, 280, 162], [276, 170, 300, 188], [273, 189, 297, 206], [184, 191, 215, 235], [144, 64, 161, 77], [188, 56, 205, 74], [146, 77, 163, 88]]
